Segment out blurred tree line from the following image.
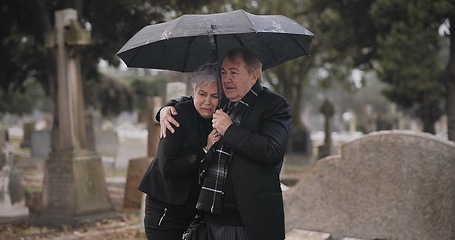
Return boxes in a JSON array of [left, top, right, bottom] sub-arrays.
[[0, 0, 213, 117], [1, 0, 454, 152]]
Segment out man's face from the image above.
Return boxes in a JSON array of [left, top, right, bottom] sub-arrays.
[[221, 55, 258, 102]]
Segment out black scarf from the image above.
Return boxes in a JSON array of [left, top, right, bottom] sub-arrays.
[[196, 82, 263, 214]]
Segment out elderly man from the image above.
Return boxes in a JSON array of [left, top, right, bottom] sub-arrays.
[[159, 47, 291, 240]]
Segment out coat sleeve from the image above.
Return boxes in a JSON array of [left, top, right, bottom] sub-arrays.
[[157, 104, 199, 178], [154, 96, 193, 122], [223, 93, 291, 166]]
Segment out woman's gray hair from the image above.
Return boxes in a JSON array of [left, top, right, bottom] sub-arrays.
[[190, 63, 218, 90]]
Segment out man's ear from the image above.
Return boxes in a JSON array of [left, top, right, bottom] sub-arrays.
[[252, 70, 259, 84]]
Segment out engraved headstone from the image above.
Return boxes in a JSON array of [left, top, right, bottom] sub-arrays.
[[284, 131, 455, 239]]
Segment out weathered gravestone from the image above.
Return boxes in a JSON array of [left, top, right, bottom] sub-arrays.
[[30, 130, 51, 160], [0, 129, 29, 224], [284, 130, 455, 240], [124, 97, 161, 209], [318, 99, 334, 159], [94, 124, 119, 168], [123, 157, 150, 209], [0, 170, 29, 223], [286, 229, 331, 240], [32, 9, 116, 229], [20, 122, 35, 148]]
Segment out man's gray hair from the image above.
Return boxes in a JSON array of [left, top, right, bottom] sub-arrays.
[[223, 47, 263, 82]]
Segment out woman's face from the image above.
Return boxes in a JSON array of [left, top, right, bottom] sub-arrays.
[[193, 82, 219, 119]]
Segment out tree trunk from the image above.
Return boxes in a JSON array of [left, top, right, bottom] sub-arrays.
[[418, 96, 443, 134], [446, 16, 455, 141]]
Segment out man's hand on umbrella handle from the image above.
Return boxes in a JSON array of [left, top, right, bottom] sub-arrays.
[[212, 109, 232, 136], [160, 106, 179, 138]]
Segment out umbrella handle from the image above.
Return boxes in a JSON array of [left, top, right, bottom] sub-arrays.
[[208, 28, 218, 63], [209, 29, 222, 109]]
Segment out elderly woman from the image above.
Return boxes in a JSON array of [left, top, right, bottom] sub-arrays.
[[138, 63, 221, 240]]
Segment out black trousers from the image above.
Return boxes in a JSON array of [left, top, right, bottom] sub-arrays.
[[144, 227, 184, 240], [144, 196, 196, 240], [207, 222, 249, 240]]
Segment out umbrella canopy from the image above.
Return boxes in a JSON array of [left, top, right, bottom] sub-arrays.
[[117, 9, 315, 72]]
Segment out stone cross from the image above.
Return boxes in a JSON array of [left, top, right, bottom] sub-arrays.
[[33, 9, 116, 229], [318, 99, 334, 159], [363, 104, 377, 133]]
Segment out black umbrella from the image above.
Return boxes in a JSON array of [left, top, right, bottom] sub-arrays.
[[117, 9, 315, 72]]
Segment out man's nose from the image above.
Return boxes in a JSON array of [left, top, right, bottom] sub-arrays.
[[222, 75, 231, 82]]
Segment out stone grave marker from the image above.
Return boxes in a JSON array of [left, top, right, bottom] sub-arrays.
[[123, 157, 151, 209], [30, 130, 51, 160], [0, 130, 6, 169], [0, 129, 29, 224], [124, 97, 160, 209], [286, 229, 331, 240], [284, 130, 455, 240], [20, 122, 35, 148], [94, 124, 119, 168], [318, 99, 334, 159], [32, 9, 116, 229]]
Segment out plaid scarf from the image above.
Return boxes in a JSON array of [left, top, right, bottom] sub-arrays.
[[196, 82, 263, 214]]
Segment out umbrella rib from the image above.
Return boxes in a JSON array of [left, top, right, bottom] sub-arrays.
[[232, 34, 245, 47], [288, 34, 312, 56], [182, 36, 197, 71], [239, 10, 256, 31]]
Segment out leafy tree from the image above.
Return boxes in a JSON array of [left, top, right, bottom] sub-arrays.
[[306, 0, 454, 137], [0, 78, 52, 116], [130, 77, 168, 111], [371, 0, 446, 133], [0, 0, 215, 117], [445, 15, 455, 140], [86, 74, 134, 119]]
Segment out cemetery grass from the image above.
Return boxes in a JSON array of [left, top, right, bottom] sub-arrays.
[[0, 158, 145, 240]]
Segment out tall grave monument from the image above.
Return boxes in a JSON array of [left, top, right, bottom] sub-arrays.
[[32, 9, 115, 228]]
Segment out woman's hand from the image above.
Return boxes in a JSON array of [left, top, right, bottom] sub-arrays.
[[206, 129, 221, 150]]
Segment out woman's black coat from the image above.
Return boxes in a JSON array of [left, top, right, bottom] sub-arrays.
[[138, 101, 211, 205]]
